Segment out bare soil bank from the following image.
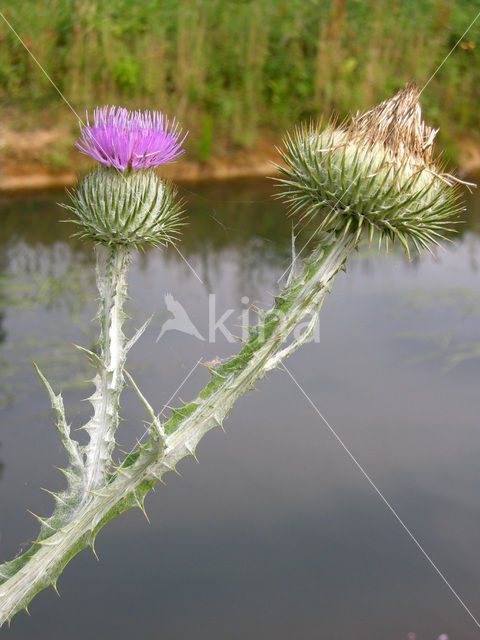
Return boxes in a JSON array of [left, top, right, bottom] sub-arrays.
[[1, 127, 479, 192], [0, 127, 281, 191]]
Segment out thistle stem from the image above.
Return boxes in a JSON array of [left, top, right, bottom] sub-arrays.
[[0, 233, 354, 625], [83, 245, 131, 494]]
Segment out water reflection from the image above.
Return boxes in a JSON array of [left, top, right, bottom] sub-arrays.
[[0, 180, 480, 639], [0, 314, 6, 345]]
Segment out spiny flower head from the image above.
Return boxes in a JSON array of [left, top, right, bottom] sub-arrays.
[[277, 84, 470, 257], [75, 106, 186, 171], [64, 167, 183, 248]]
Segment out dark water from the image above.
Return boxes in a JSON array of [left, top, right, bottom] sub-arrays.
[[0, 180, 480, 639]]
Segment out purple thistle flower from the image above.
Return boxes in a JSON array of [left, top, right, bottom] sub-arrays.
[[75, 106, 186, 171]]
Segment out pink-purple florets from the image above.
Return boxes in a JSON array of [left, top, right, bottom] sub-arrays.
[[75, 106, 186, 171]]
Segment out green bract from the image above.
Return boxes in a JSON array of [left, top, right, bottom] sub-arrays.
[[278, 86, 463, 257], [64, 167, 182, 248]]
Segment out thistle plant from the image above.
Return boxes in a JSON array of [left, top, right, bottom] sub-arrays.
[[278, 83, 464, 257], [0, 87, 465, 626]]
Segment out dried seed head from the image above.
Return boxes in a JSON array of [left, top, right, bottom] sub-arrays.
[[347, 83, 437, 170], [277, 85, 470, 257]]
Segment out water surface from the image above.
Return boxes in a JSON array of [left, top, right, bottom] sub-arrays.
[[0, 180, 480, 639]]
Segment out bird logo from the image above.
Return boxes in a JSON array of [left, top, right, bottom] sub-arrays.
[[156, 293, 205, 342]]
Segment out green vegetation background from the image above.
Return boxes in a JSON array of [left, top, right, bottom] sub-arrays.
[[1, 0, 479, 162]]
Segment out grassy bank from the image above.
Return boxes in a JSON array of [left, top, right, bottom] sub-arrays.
[[1, 0, 480, 164]]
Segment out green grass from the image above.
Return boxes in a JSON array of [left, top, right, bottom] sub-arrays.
[[1, 0, 480, 161]]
